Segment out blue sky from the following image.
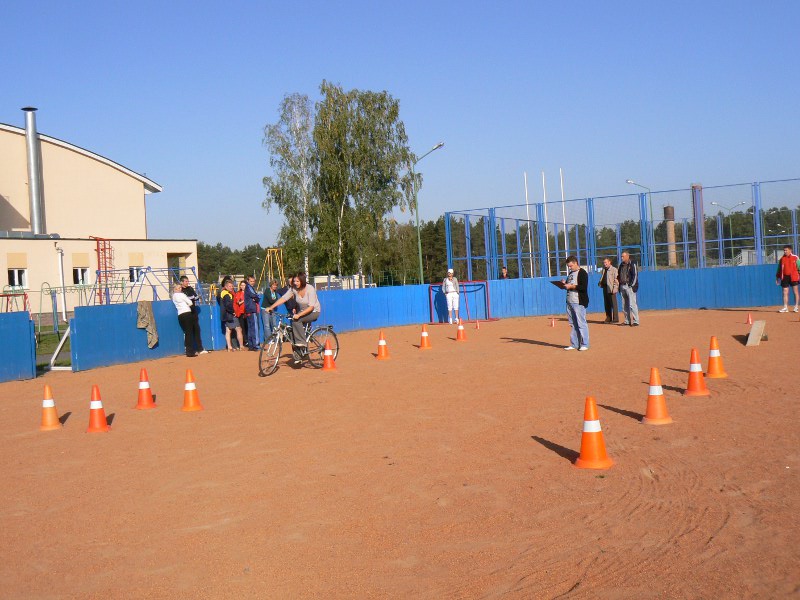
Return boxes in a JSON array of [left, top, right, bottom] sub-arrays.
[[2, 1, 798, 248]]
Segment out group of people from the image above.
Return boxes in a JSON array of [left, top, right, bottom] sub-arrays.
[[562, 251, 640, 351], [171, 272, 322, 360]]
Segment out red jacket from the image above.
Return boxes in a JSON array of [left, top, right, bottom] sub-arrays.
[[777, 253, 800, 283], [233, 290, 246, 317]]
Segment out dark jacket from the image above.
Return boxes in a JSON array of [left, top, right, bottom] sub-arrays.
[[617, 260, 639, 293], [220, 289, 236, 324], [573, 268, 589, 308], [277, 285, 298, 314], [244, 283, 260, 314]]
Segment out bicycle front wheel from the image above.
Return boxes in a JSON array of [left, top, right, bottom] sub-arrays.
[[259, 334, 282, 376], [307, 328, 339, 368]]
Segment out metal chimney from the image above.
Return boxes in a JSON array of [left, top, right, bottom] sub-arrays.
[[22, 107, 47, 235]]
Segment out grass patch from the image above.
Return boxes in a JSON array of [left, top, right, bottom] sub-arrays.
[[36, 331, 71, 367]]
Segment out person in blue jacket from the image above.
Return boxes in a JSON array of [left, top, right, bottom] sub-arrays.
[[244, 276, 261, 351]]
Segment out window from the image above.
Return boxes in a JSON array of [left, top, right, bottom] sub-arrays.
[[73, 268, 90, 285], [129, 267, 145, 282], [8, 268, 27, 288]]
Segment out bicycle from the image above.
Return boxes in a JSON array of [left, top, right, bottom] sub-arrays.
[[258, 312, 340, 376]]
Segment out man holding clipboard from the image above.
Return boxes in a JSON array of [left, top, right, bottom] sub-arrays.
[[552, 256, 589, 351]]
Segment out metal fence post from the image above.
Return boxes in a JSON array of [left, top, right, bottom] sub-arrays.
[[692, 185, 706, 269], [586, 197, 596, 269], [638, 192, 650, 268], [536, 203, 549, 277], [444, 212, 453, 271], [752, 182, 763, 265], [682, 219, 690, 267], [716, 214, 724, 265], [514, 219, 523, 277], [464, 214, 473, 281], [487, 208, 497, 279]]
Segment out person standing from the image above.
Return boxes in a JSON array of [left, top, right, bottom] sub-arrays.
[[234, 281, 247, 345], [179, 275, 206, 352], [562, 256, 589, 351], [245, 276, 261, 350], [172, 284, 207, 357], [598, 257, 619, 323], [220, 279, 243, 351], [500, 266, 510, 279], [776, 245, 800, 312], [617, 251, 639, 326], [261, 279, 281, 337], [442, 268, 460, 324]]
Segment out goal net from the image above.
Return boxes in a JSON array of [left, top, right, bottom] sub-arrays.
[[427, 280, 492, 324]]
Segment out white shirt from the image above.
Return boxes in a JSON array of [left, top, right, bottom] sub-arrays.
[[172, 292, 193, 315]]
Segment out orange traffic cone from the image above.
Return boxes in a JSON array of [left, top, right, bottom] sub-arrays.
[[419, 324, 432, 349], [86, 385, 110, 432], [456, 322, 467, 341], [40, 384, 61, 431], [575, 396, 613, 470], [376, 330, 390, 360], [322, 340, 337, 371], [182, 369, 203, 411], [642, 368, 673, 425], [135, 368, 156, 409], [706, 336, 728, 378], [684, 348, 711, 397], [746, 313, 753, 325]]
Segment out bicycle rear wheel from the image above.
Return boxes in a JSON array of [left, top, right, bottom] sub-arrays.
[[307, 328, 339, 368], [258, 334, 282, 376]]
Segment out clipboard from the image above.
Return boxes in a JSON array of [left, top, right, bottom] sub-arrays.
[[550, 280, 567, 290]]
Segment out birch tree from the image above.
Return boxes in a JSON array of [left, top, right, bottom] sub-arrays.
[[262, 93, 317, 275], [314, 81, 415, 276]]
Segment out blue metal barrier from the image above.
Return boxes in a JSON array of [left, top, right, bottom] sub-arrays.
[[0, 313, 36, 382]]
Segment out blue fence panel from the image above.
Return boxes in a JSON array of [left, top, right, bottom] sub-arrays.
[[71, 301, 225, 371], [317, 284, 431, 332], [0, 313, 36, 382]]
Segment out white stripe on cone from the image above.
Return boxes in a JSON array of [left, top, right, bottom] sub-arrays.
[[709, 349, 720, 357], [42, 399, 55, 408], [139, 382, 150, 389], [378, 340, 386, 346], [649, 385, 663, 396], [90, 400, 103, 409], [185, 383, 197, 390], [324, 348, 333, 356], [690, 363, 702, 372], [421, 332, 429, 337], [583, 420, 602, 433]]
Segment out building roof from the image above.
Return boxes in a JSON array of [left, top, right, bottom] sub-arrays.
[[0, 122, 162, 194]]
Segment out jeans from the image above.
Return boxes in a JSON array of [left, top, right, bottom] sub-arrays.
[[620, 284, 639, 324], [246, 313, 260, 348], [262, 309, 278, 338], [566, 302, 589, 348]]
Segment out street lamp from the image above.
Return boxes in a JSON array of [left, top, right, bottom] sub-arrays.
[[626, 179, 656, 268], [710, 201, 746, 260], [412, 142, 444, 284]]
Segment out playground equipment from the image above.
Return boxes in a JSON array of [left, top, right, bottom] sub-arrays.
[[1, 286, 31, 315], [256, 248, 286, 290]]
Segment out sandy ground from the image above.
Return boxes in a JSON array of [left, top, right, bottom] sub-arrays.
[[1, 307, 798, 599]]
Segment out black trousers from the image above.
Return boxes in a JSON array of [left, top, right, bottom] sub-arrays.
[[178, 312, 203, 356], [603, 291, 619, 322]]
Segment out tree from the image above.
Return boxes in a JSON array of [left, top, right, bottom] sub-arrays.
[[314, 81, 415, 276], [263, 93, 317, 275]]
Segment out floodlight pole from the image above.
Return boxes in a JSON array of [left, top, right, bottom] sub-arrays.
[[413, 142, 444, 284], [626, 179, 656, 269]]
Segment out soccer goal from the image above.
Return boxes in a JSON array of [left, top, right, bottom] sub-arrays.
[[428, 279, 496, 324]]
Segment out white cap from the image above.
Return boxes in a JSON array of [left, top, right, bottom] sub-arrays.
[[447, 268, 454, 274]]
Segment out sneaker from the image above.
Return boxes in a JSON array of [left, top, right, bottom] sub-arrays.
[[779, 307, 789, 313], [198, 350, 209, 355], [579, 346, 589, 351], [564, 346, 576, 351], [448, 318, 453, 324], [632, 323, 639, 327], [794, 306, 799, 313]]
